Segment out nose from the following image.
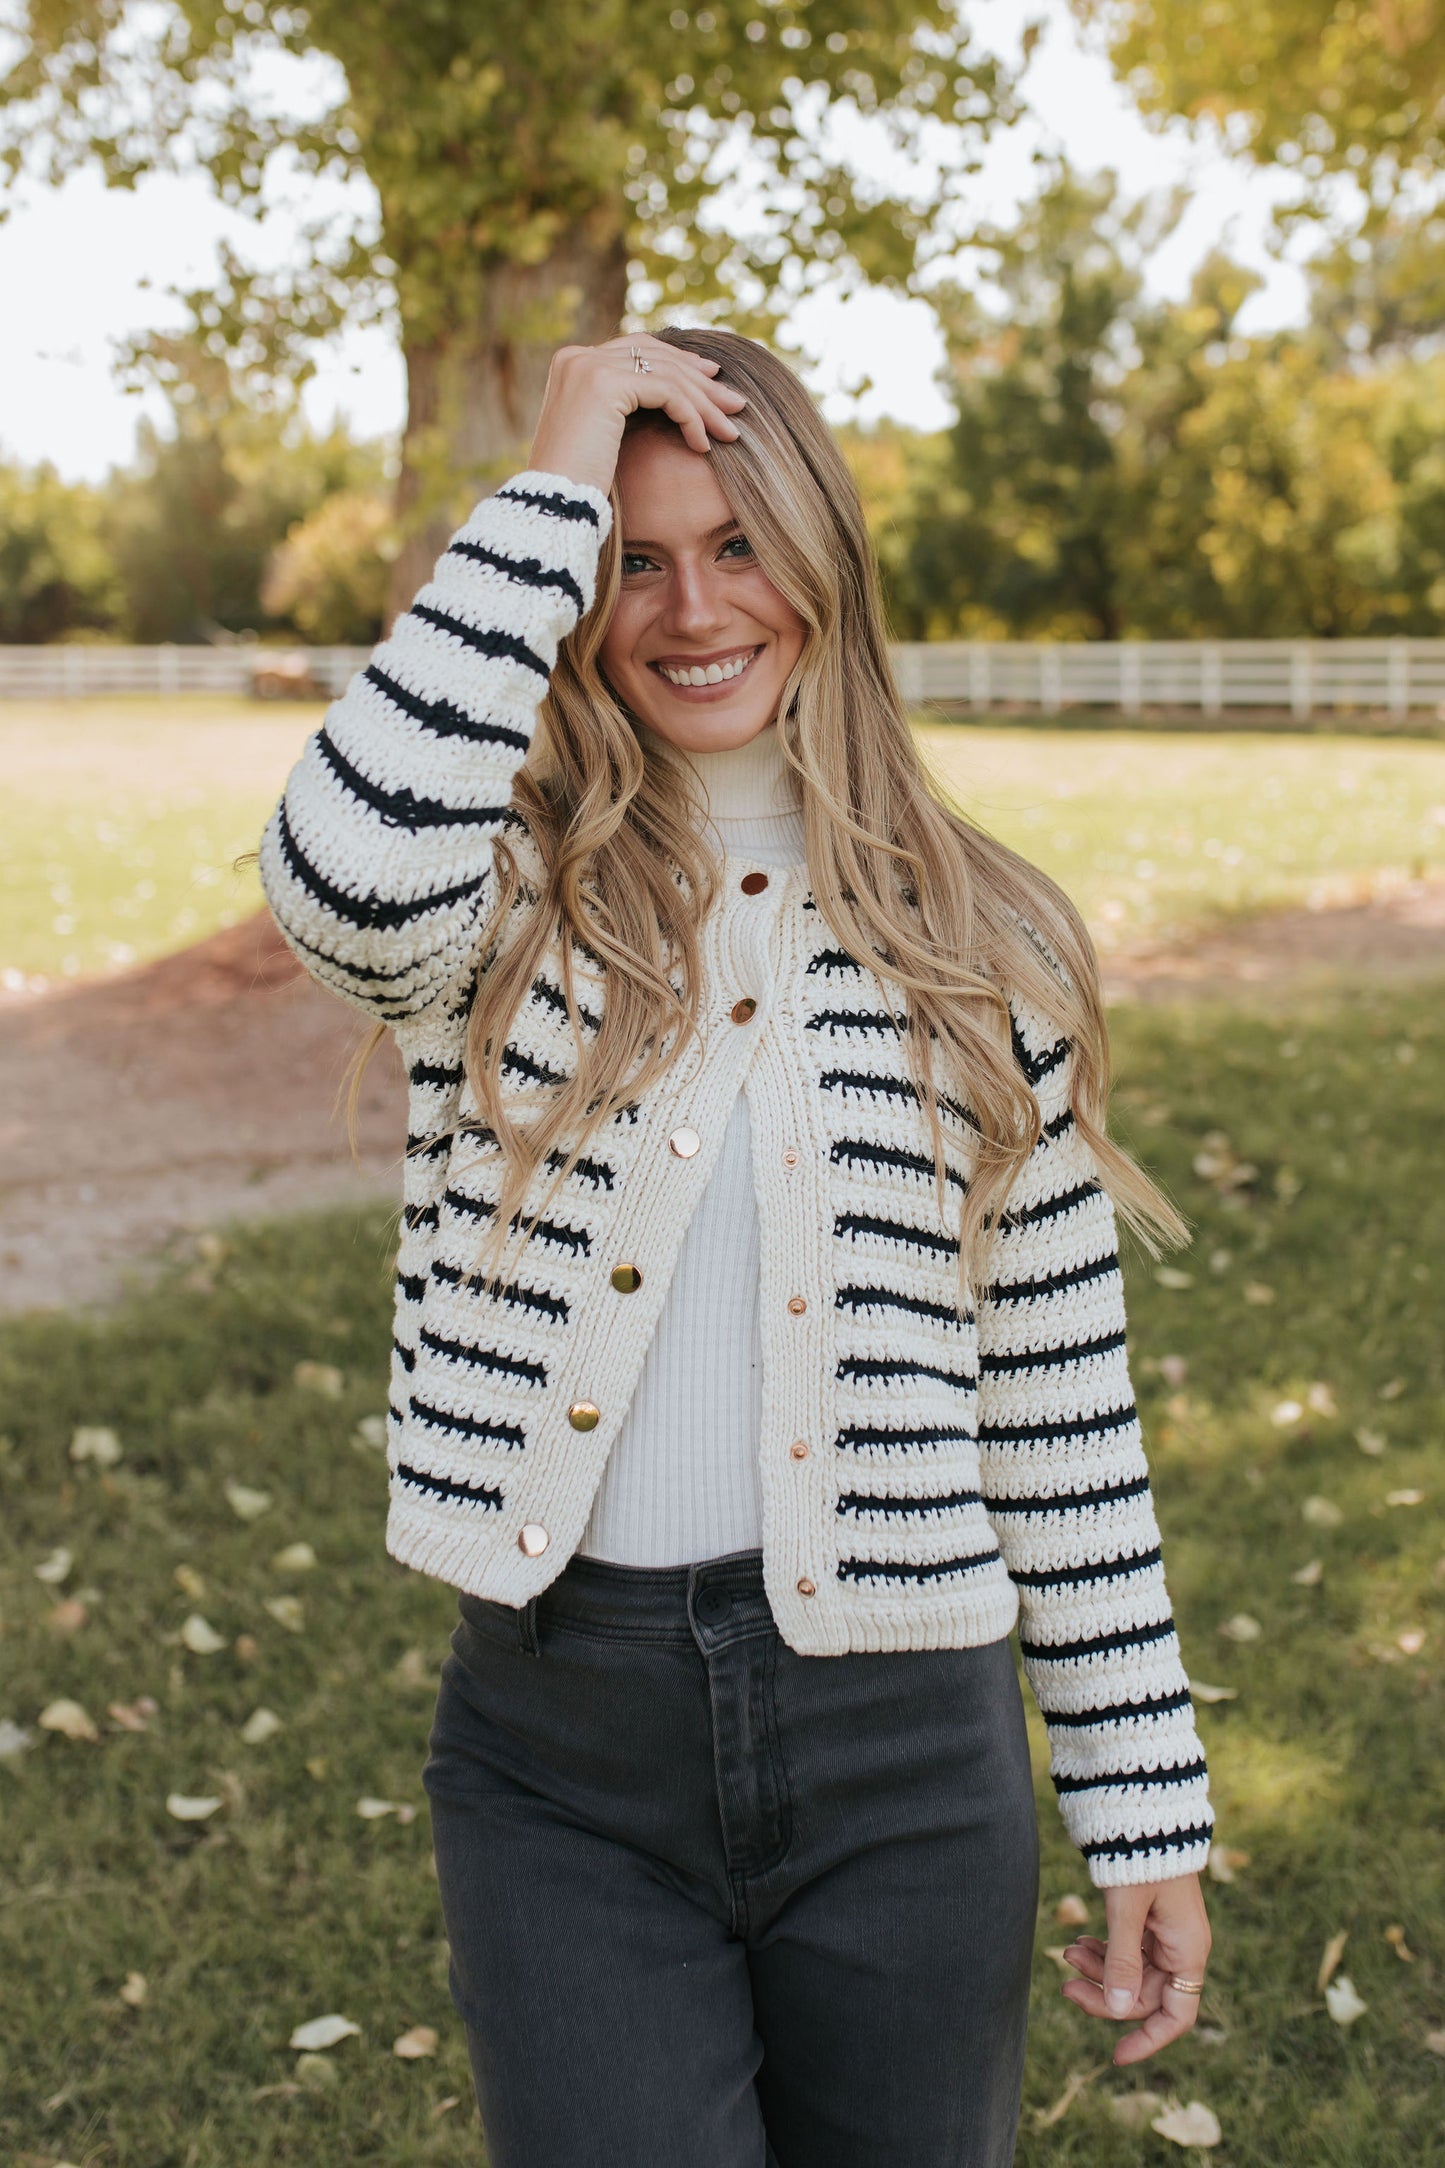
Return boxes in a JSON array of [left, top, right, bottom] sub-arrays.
[[660, 555, 732, 643]]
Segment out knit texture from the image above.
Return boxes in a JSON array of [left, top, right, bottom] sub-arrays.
[[580, 725, 805, 1565], [257, 470, 1214, 1888]]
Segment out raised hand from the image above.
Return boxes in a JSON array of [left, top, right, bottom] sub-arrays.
[[528, 334, 748, 498]]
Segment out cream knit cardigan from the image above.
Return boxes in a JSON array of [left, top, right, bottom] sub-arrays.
[[257, 469, 1214, 1888]]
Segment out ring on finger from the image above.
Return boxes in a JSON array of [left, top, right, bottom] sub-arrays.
[[1168, 1975, 1206, 1994], [629, 345, 652, 375]]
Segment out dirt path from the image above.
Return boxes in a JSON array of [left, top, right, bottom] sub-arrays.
[[4, 884, 1444, 1320]]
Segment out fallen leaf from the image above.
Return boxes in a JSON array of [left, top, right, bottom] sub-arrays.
[[264, 1595, 305, 1633], [106, 1697, 157, 1732], [180, 1614, 227, 1655], [293, 1361, 344, 1398], [234, 1634, 259, 1661], [1034, 2063, 1108, 2128], [119, 1971, 147, 2007], [357, 1796, 416, 1823], [305, 1755, 328, 1780], [1158, 1355, 1188, 1388], [1218, 1613, 1262, 1642], [295, 2053, 340, 2087], [352, 1414, 388, 1451], [240, 1707, 284, 1745], [70, 1425, 122, 1465], [173, 1564, 207, 1599], [393, 2025, 438, 2060], [1306, 1382, 1338, 1417], [165, 1792, 223, 1821], [1243, 1282, 1276, 1306], [1109, 2089, 1165, 2129], [1355, 1428, 1387, 1457], [1302, 1495, 1344, 1528], [1386, 1489, 1425, 1508], [1043, 1945, 1074, 1970], [1196, 2025, 1229, 2045], [1208, 1248, 1232, 1273], [1188, 1679, 1239, 1704], [0, 1719, 36, 1758], [1325, 1974, 1367, 2027], [1054, 1893, 1091, 1927], [1426, 2028, 1445, 2057], [1153, 2099, 1222, 2147], [1384, 1924, 1416, 1963], [38, 1698, 98, 1741], [225, 1481, 273, 1522], [391, 1647, 432, 1690], [431, 2094, 462, 2119], [1397, 1629, 1426, 1655], [1377, 1378, 1405, 1400], [47, 1598, 88, 1634], [1291, 1559, 1323, 1586], [1154, 1268, 1194, 1291], [289, 2013, 361, 2052], [1317, 1929, 1349, 1993], [1208, 1844, 1251, 1884], [34, 1546, 73, 1584], [272, 1541, 316, 1572], [1271, 1400, 1304, 1427]]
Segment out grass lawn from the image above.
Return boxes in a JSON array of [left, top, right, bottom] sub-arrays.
[[2, 975, 1442, 2164], [4, 696, 1445, 983]]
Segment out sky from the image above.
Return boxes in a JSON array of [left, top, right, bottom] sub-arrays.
[[0, 0, 1316, 481]]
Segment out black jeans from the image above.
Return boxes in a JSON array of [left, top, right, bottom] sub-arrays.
[[421, 1546, 1039, 2167]]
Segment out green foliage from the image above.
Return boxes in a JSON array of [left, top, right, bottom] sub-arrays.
[[259, 489, 393, 646], [0, 462, 124, 643], [1, 972, 1442, 2162]]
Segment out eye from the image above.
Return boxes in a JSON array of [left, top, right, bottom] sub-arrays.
[[620, 550, 656, 577], [719, 533, 754, 561]]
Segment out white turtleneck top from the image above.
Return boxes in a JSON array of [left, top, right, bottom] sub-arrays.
[[578, 723, 807, 1566]]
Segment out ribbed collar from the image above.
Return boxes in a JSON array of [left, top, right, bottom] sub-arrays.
[[636, 720, 802, 824]]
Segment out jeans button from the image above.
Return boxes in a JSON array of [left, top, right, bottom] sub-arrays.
[[696, 1586, 733, 1626]]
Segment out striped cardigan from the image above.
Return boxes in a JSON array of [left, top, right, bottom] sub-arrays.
[[257, 469, 1214, 1888]]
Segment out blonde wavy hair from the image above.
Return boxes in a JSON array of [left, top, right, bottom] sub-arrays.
[[332, 324, 1185, 1304]]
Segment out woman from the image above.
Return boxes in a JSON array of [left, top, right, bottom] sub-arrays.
[[258, 327, 1213, 2166]]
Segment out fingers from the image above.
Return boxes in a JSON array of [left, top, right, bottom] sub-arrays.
[[606, 334, 748, 452], [1058, 1934, 1207, 2065]]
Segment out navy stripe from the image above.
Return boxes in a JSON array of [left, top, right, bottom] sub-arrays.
[[982, 1253, 1121, 1307], [1011, 1017, 1070, 1087], [496, 483, 600, 524], [410, 1397, 526, 1451], [397, 1271, 427, 1302], [317, 727, 509, 831], [1009, 1543, 1162, 1589], [806, 946, 864, 976], [833, 1211, 959, 1260], [836, 1422, 976, 1453], [837, 1355, 977, 1390], [277, 798, 484, 934], [408, 1059, 465, 1089], [820, 1070, 977, 1128], [980, 1327, 1125, 1375], [279, 915, 455, 991], [980, 1401, 1137, 1448], [430, 1262, 568, 1322], [1043, 1106, 1073, 1140], [836, 1486, 983, 1517], [363, 664, 529, 754], [444, 538, 585, 611], [830, 1137, 968, 1191], [410, 602, 549, 680], [835, 1284, 971, 1328], [1082, 1820, 1214, 1863], [392, 1337, 416, 1372], [837, 1550, 999, 1587], [441, 1189, 592, 1258], [1022, 1616, 1176, 1664], [418, 1328, 547, 1387], [530, 974, 601, 1033], [502, 1044, 568, 1088], [806, 1009, 904, 1037], [395, 1458, 505, 1511], [983, 1472, 1151, 1515], [1001, 1180, 1102, 1232], [1039, 1686, 1193, 1729], [1052, 1753, 1208, 1796]]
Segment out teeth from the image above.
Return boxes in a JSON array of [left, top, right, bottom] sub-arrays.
[[657, 649, 756, 687]]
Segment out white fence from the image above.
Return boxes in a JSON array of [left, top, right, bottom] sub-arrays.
[[3, 636, 1445, 717]]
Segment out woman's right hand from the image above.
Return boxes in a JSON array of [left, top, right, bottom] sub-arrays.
[[528, 334, 748, 498]]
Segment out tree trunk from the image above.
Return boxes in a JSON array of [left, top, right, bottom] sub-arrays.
[[387, 235, 629, 622]]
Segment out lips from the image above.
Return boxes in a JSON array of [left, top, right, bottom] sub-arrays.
[[650, 645, 762, 689]]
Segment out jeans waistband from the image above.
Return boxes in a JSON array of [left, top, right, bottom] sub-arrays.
[[459, 1546, 772, 1651]]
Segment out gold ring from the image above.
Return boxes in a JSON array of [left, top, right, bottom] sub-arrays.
[[1168, 1975, 1206, 1994]]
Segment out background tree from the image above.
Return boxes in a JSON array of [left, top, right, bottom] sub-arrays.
[[0, 464, 122, 642], [260, 489, 394, 645], [2, 1, 1016, 612]]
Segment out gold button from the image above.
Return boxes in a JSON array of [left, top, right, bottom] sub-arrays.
[[518, 1523, 549, 1556], [797, 1577, 816, 1597], [790, 1440, 810, 1460], [668, 1126, 701, 1158], [740, 871, 769, 895], [781, 1147, 799, 1168], [730, 996, 757, 1025], [787, 1295, 807, 1316], [568, 1400, 600, 1431], [610, 1263, 642, 1294]]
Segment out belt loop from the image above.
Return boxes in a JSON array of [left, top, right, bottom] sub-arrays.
[[518, 1592, 541, 1657]]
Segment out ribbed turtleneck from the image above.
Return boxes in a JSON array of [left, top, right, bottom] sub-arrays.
[[642, 720, 808, 869]]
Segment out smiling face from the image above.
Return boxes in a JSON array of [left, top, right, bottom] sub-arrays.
[[597, 425, 808, 755]]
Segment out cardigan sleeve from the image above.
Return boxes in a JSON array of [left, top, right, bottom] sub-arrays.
[[256, 470, 612, 1025], [975, 1006, 1215, 1889]]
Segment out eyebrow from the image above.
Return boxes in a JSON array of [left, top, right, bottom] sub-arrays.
[[619, 517, 742, 551]]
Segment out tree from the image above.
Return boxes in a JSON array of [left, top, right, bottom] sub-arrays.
[[261, 488, 394, 644], [0, 463, 122, 641], [3, 2, 1016, 612]]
